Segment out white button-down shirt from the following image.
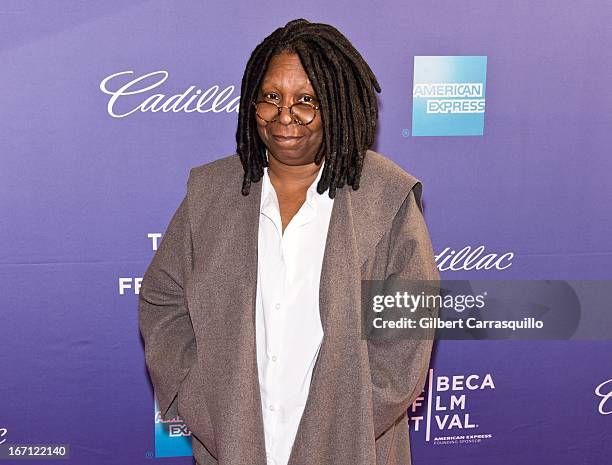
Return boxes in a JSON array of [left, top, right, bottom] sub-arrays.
[[255, 158, 335, 465]]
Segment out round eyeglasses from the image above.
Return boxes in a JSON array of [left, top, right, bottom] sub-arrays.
[[252, 100, 320, 126]]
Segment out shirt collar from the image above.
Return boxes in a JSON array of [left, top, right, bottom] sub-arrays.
[[306, 158, 326, 200]]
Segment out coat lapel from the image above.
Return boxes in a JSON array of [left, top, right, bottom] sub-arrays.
[[286, 184, 367, 465], [239, 178, 269, 465], [191, 174, 269, 465]]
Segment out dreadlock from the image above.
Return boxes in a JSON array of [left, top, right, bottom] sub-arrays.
[[236, 18, 381, 199]]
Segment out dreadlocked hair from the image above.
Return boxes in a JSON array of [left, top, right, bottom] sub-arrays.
[[236, 18, 382, 199]]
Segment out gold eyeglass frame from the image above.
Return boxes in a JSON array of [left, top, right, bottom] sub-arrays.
[[251, 100, 320, 126]]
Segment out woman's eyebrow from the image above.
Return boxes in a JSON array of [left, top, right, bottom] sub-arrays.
[[259, 79, 314, 91], [259, 87, 316, 96]]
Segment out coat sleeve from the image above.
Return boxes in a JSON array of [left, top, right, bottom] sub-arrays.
[[368, 182, 440, 439], [138, 194, 197, 421]]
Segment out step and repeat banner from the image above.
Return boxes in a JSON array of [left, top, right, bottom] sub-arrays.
[[2, 1, 611, 464]]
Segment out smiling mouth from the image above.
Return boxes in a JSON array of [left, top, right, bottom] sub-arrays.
[[272, 135, 303, 140], [272, 135, 305, 145]]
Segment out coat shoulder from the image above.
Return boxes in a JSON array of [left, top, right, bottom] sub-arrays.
[[188, 153, 242, 185], [350, 150, 426, 270], [186, 153, 243, 201], [358, 149, 423, 208]]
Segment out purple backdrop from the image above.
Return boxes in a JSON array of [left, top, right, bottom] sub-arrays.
[[1, 1, 611, 464]]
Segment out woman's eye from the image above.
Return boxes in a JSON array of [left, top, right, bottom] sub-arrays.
[[264, 93, 278, 100], [301, 95, 314, 103]]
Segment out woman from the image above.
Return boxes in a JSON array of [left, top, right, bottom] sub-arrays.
[[139, 18, 439, 465]]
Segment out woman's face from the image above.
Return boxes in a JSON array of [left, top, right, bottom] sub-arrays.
[[255, 51, 324, 166]]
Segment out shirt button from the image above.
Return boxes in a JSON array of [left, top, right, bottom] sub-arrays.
[[275, 303, 281, 310], [271, 355, 277, 362], [268, 404, 275, 411]]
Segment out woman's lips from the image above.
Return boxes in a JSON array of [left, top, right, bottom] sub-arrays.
[[272, 135, 304, 145]]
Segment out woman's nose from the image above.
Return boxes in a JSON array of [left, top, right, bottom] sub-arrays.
[[277, 105, 295, 125]]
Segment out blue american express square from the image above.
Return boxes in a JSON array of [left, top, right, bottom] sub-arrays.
[[153, 396, 193, 458], [412, 56, 488, 136]]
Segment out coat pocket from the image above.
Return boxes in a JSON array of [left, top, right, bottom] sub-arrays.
[[177, 362, 217, 459], [374, 416, 398, 465]]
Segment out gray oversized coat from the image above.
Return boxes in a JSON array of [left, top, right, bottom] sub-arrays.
[[139, 149, 439, 465]]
